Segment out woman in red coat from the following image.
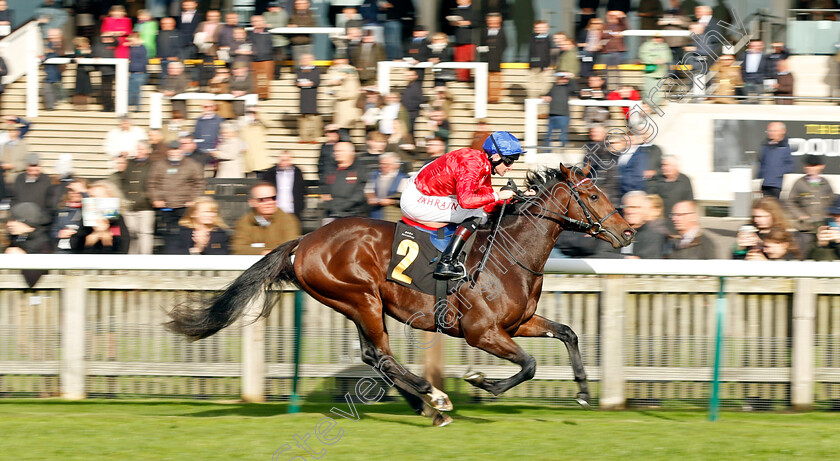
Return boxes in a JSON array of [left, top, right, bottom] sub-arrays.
[[101, 5, 133, 59]]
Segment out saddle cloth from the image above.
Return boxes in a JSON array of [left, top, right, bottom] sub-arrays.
[[386, 219, 466, 295]]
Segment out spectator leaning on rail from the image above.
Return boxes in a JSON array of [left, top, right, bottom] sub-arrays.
[[785, 154, 834, 251], [146, 141, 205, 240], [809, 196, 840, 261], [400, 131, 529, 280], [231, 182, 301, 255], [757, 121, 794, 200], [164, 196, 230, 255], [666, 200, 716, 259], [772, 59, 794, 105], [732, 196, 798, 260], [619, 191, 666, 259]]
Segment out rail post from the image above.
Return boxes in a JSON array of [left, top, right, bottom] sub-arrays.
[[791, 278, 816, 410], [288, 291, 304, 413], [61, 273, 87, 400], [600, 275, 626, 409]]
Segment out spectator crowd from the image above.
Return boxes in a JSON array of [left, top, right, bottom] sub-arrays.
[[0, 0, 833, 271]]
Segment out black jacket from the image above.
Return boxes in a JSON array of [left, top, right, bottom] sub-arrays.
[[401, 80, 424, 112], [297, 66, 321, 114], [451, 5, 476, 45], [546, 81, 570, 116], [621, 222, 666, 259], [70, 216, 130, 254], [529, 35, 551, 69], [248, 29, 274, 62], [480, 27, 507, 72], [647, 173, 694, 218], [164, 226, 230, 255], [407, 37, 431, 62], [259, 166, 307, 220], [322, 160, 368, 218], [157, 30, 183, 60]]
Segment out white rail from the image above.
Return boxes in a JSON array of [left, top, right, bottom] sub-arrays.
[[1, 254, 839, 279]]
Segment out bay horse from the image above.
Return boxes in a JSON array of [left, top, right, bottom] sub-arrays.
[[167, 163, 634, 426]]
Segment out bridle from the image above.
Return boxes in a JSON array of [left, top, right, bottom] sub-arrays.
[[494, 170, 618, 277], [516, 173, 618, 236]]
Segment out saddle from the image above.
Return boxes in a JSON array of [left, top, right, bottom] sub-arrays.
[[386, 219, 475, 296]]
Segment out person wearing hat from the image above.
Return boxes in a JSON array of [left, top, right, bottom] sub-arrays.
[[11, 154, 53, 214], [0, 115, 32, 184], [400, 131, 529, 279], [810, 195, 840, 261], [5, 202, 52, 255], [785, 154, 835, 249]]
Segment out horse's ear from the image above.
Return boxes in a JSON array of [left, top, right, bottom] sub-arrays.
[[558, 163, 569, 177], [580, 161, 592, 177]]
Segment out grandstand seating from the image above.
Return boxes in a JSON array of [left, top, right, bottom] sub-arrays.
[[0, 64, 648, 188]]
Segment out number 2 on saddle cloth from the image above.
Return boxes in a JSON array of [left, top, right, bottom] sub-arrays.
[[386, 221, 473, 296]]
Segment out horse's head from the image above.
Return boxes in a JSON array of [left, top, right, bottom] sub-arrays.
[[524, 163, 634, 249]]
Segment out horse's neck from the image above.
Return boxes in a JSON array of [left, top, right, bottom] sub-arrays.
[[497, 212, 563, 275]]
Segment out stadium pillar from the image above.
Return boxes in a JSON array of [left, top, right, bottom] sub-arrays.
[[241, 295, 266, 402], [791, 278, 816, 411], [61, 274, 87, 400], [600, 275, 626, 409]]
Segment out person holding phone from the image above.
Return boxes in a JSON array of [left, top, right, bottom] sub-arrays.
[[732, 196, 798, 259], [809, 196, 840, 261]]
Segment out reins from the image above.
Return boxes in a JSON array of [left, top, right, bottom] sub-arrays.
[[488, 170, 617, 277]]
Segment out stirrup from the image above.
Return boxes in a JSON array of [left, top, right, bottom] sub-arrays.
[[434, 259, 466, 280]]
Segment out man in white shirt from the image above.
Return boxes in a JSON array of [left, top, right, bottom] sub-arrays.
[[103, 114, 148, 161]]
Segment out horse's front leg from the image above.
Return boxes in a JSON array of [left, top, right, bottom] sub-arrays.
[[461, 326, 537, 396], [514, 314, 591, 408]]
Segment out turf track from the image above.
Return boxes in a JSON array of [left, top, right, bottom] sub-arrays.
[[1, 400, 838, 460]]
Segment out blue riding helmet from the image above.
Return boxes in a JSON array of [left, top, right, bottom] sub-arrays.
[[483, 131, 526, 157]]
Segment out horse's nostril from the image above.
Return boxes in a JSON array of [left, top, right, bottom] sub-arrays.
[[623, 229, 634, 239]]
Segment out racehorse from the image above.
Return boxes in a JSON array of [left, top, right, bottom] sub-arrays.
[[167, 163, 634, 426]]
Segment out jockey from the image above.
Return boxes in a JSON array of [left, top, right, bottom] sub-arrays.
[[400, 131, 525, 280]]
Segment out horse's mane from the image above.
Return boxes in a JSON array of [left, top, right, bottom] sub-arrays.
[[483, 165, 576, 227]]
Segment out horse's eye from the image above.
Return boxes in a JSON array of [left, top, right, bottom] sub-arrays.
[[590, 194, 599, 201]]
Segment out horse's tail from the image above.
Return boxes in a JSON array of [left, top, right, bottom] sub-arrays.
[[166, 238, 303, 341]]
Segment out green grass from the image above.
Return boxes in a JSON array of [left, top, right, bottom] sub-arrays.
[[1, 399, 838, 460]]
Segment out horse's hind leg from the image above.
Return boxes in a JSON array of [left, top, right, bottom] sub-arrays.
[[515, 314, 591, 408], [462, 327, 537, 396], [355, 325, 453, 427]]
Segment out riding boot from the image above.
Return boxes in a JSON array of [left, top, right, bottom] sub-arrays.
[[434, 219, 479, 280]]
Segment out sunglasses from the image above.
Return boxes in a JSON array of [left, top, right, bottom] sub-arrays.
[[500, 155, 519, 166], [255, 195, 276, 203]]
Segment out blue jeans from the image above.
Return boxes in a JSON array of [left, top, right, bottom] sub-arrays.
[[545, 115, 570, 147], [383, 20, 403, 61], [129, 72, 148, 110]]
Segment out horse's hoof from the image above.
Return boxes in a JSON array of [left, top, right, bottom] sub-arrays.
[[464, 371, 485, 385], [432, 412, 453, 427], [576, 393, 591, 410], [423, 387, 453, 412]]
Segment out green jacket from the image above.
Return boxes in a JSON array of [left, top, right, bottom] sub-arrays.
[[136, 21, 158, 58], [638, 40, 672, 79], [555, 48, 580, 77]]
